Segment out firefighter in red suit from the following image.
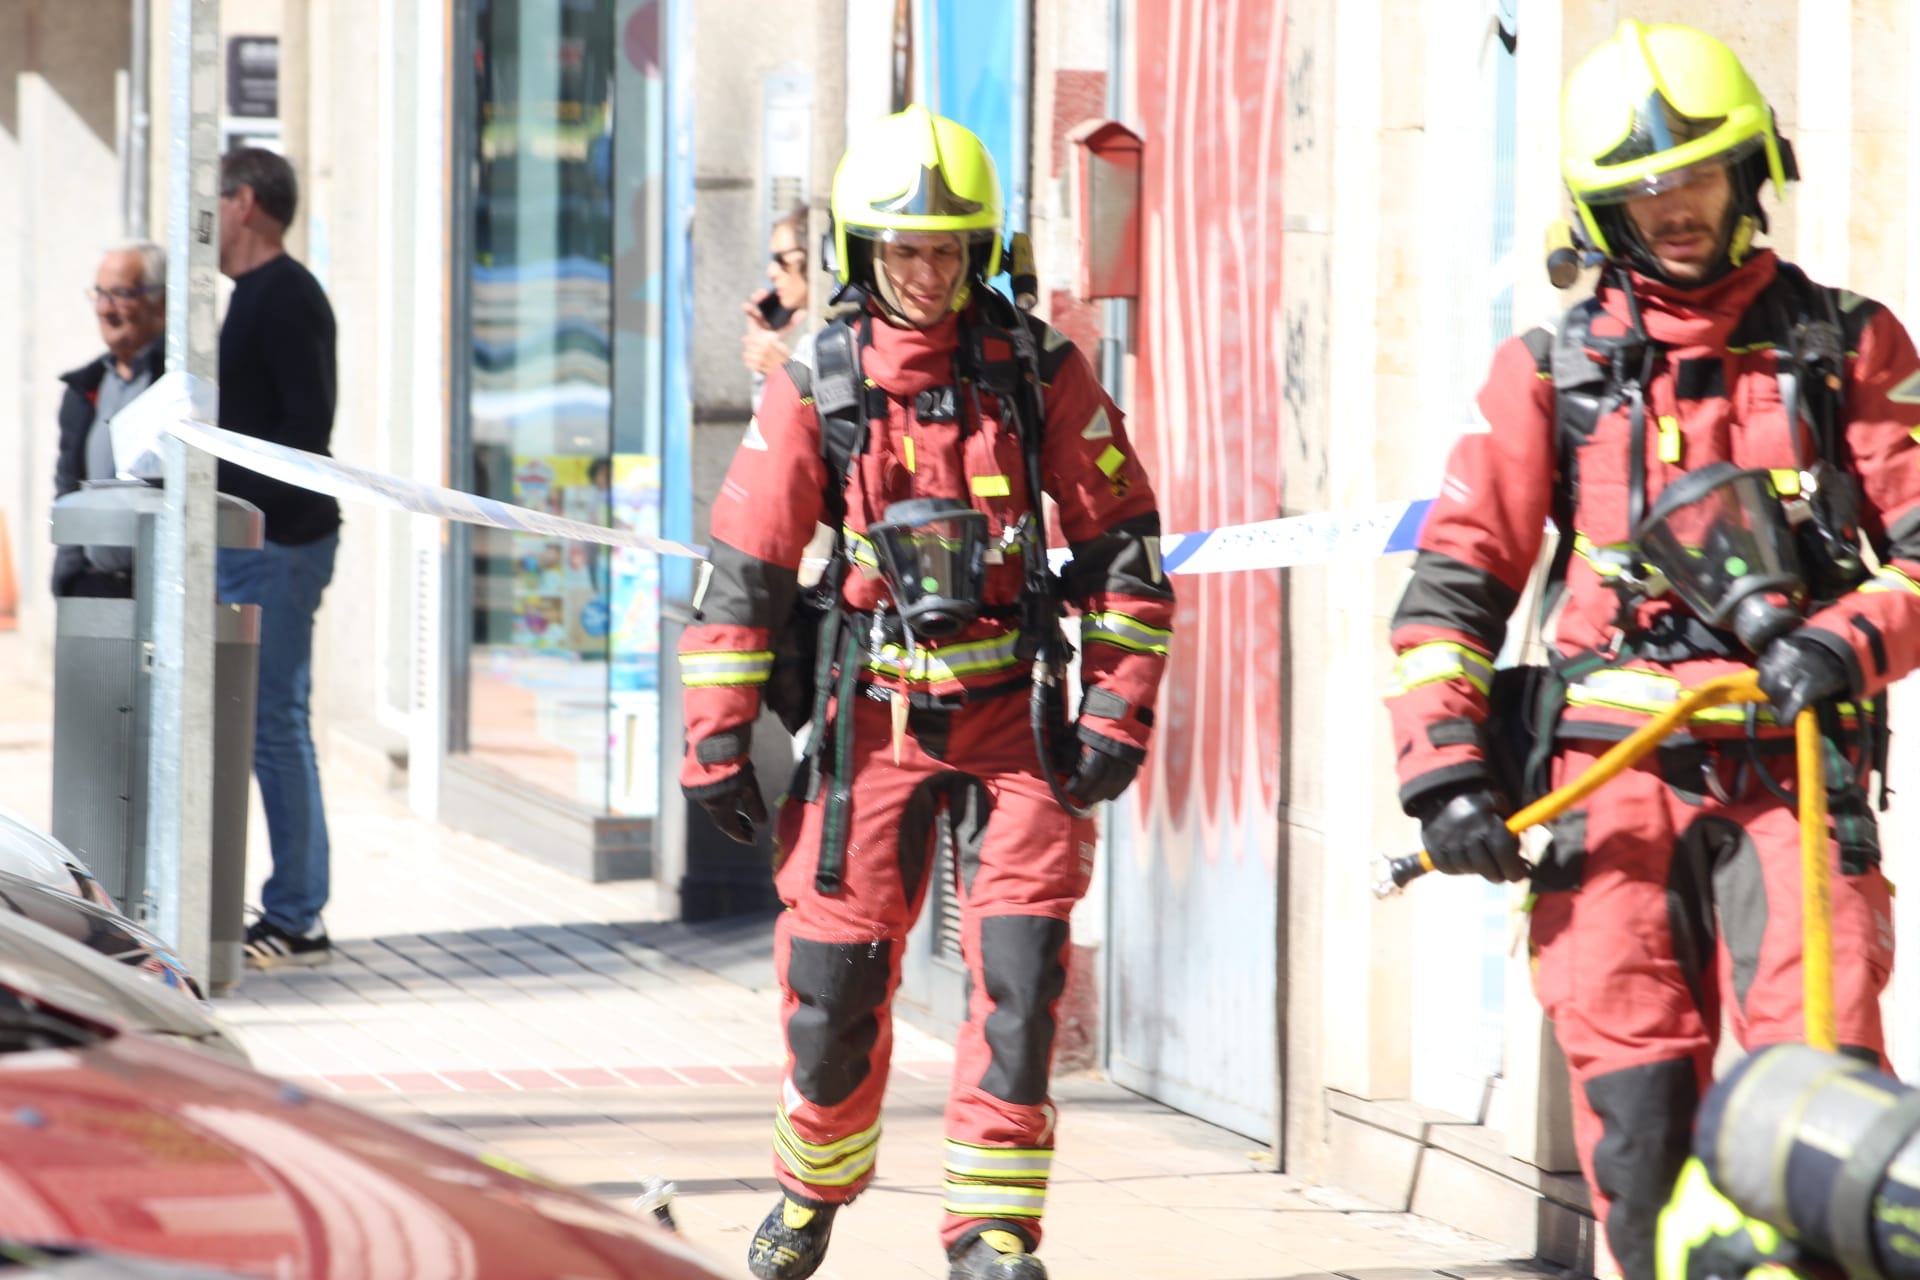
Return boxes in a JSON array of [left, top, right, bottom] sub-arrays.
[[1387, 23, 1919, 1280], [677, 106, 1172, 1280]]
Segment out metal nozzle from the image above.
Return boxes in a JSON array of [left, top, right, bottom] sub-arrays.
[[632, 1176, 679, 1231], [1371, 857, 1401, 899]]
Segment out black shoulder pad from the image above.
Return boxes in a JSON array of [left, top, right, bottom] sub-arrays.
[[783, 360, 812, 401], [1019, 311, 1077, 384], [812, 321, 862, 417], [1551, 298, 1607, 390], [1832, 288, 1885, 351], [1520, 326, 1554, 371]]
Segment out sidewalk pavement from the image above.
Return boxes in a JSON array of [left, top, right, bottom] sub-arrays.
[[0, 634, 1561, 1280]]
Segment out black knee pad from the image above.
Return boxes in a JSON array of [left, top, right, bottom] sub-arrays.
[[977, 916, 1071, 1106], [786, 938, 894, 1107], [1587, 1057, 1699, 1280]]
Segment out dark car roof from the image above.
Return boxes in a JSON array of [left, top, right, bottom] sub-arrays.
[[0, 900, 235, 1057]]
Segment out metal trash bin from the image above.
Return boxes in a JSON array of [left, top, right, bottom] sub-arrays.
[[49, 480, 264, 992]]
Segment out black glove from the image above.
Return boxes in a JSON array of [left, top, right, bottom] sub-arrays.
[[1416, 787, 1528, 883], [1756, 631, 1855, 724], [1065, 728, 1142, 807], [685, 763, 769, 845]]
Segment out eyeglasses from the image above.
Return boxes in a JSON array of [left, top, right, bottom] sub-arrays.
[[771, 249, 807, 270], [86, 285, 162, 304]]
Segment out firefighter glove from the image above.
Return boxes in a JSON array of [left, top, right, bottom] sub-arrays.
[[1417, 787, 1528, 883], [685, 763, 768, 845], [1756, 631, 1854, 724], [1067, 725, 1143, 806]]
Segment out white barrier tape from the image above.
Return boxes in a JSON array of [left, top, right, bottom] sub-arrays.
[[121, 371, 1435, 575], [1043, 500, 1432, 577], [117, 371, 709, 560]]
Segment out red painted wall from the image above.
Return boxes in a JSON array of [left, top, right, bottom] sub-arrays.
[[1127, 0, 1286, 870]]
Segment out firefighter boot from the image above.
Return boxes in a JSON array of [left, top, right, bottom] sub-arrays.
[[948, 1228, 1047, 1279], [747, 1195, 838, 1280]]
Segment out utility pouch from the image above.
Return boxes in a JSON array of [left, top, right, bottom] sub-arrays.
[[1832, 782, 1882, 875], [765, 590, 831, 736], [1486, 664, 1559, 808]]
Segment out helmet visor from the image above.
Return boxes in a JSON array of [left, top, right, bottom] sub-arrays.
[[1580, 134, 1763, 206]]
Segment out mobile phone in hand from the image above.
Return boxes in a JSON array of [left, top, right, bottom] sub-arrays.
[[757, 291, 795, 330]]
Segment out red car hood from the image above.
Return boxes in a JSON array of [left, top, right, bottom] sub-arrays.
[[0, 1032, 724, 1278]]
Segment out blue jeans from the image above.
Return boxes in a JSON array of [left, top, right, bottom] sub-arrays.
[[218, 533, 338, 934]]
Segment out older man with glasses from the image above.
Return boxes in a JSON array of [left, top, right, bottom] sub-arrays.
[[51, 241, 168, 598]]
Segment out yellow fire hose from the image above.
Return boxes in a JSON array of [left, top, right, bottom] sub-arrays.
[[1371, 670, 1837, 1052]]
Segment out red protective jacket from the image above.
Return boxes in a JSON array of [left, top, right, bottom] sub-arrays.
[[680, 300, 1173, 793], [1390, 250, 1920, 811]]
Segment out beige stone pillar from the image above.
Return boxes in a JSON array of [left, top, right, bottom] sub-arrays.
[[1279, 0, 1336, 1181], [1314, 0, 1414, 1110], [18, 0, 135, 655]]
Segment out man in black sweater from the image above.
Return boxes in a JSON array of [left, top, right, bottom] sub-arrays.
[[215, 147, 341, 970]]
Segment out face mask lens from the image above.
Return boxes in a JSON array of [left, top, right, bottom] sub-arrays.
[[871, 499, 989, 639], [1635, 464, 1805, 650]]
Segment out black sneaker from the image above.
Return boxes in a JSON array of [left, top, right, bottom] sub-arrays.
[[747, 1195, 837, 1280], [243, 916, 331, 969], [949, 1228, 1047, 1279]]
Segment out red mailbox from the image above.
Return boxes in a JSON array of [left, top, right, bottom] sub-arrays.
[[1068, 119, 1144, 300]]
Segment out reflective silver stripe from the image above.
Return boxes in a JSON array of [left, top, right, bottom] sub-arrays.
[[865, 630, 1025, 684], [943, 1141, 1054, 1181], [1388, 642, 1494, 697], [680, 650, 774, 688], [1082, 611, 1172, 656], [941, 1182, 1048, 1218], [1567, 667, 1683, 711], [774, 1111, 881, 1187], [1564, 668, 1868, 724]]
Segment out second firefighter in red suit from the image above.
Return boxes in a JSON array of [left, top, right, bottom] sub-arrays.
[[678, 106, 1172, 1280], [1386, 23, 1916, 1280]]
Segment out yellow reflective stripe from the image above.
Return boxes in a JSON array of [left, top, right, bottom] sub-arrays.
[[944, 1141, 1054, 1181], [1565, 668, 1868, 723], [1572, 534, 1668, 593], [942, 1182, 1048, 1218], [1657, 415, 1682, 465], [1861, 565, 1920, 597], [1082, 611, 1172, 656], [904, 436, 917, 473], [1388, 642, 1494, 698], [865, 631, 1026, 684], [842, 527, 881, 569], [970, 474, 1011, 497], [681, 650, 774, 687], [1573, 533, 1633, 577], [773, 1111, 881, 1186], [1095, 445, 1127, 477]]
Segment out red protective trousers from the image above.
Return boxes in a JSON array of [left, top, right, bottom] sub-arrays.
[[768, 690, 1093, 1254], [1528, 741, 1894, 1279]]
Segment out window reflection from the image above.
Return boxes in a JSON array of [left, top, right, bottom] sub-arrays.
[[466, 0, 616, 806]]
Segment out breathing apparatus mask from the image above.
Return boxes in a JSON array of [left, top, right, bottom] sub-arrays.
[[1634, 462, 1808, 653], [870, 498, 990, 640]]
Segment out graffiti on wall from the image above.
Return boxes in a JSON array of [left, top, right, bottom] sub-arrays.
[[1127, 0, 1287, 875]]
